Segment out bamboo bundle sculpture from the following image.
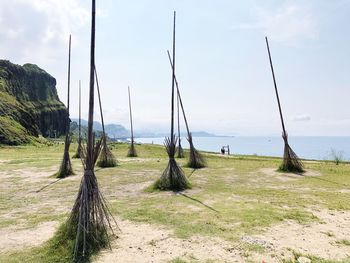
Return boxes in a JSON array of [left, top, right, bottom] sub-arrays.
[[95, 67, 117, 167], [127, 86, 137, 157], [166, 50, 206, 169], [176, 91, 184, 158], [265, 37, 304, 173], [57, 35, 74, 178], [73, 81, 82, 159], [64, 1, 117, 260], [154, 11, 190, 191]]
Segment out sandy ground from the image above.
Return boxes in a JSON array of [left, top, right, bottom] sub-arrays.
[[0, 221, 58, 252], [95, 220, 248, 263], [246, 209, 350, 261], [1, 210, 350, 262], [260, 168, 321, 182], [93, 210, 350, 262]]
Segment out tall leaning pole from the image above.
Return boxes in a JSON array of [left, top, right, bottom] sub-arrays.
[[65, 0, 117, 261], [127, 86, 137, 157], [95, 66, 117, 167], [154, 11, 190, 191], [73, 80, 82, 159], [265, 36, 304, 173], [167, 50, 206, 169], [176, 87, 184, 158], [57, 34, 74, 178]]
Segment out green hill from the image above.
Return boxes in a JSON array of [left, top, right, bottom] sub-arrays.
[[0, 60, 68, 145]]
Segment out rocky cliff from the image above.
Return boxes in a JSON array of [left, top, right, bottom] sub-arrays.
[[0, 60, 68, 145]]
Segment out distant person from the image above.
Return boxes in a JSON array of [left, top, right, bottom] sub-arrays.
[[221, 147, 225, 155]]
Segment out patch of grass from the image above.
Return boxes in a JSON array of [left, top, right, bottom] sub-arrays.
[[243, 243, 266, 253], [0, 221, 111, 263], [169, 258, 190, 263], [0, 218, 16, 228], [336, 239, 350, 246], [322, 231, 335, 237], [284, 210, 318, 224]]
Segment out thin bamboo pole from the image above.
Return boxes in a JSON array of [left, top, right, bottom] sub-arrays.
[[265, 36, 303, 173], [67, 35, 71, 124], [78, 80, 81, 141], [166, 50, 206, 168], [265, 37, 286, 136], [154, 11, 190, 190], [128, 86, 134, 144], [57, 34, 73, 177], [127, 86, 137, 157], [86, 0, 96, 168], [175, 65, 184, 158], [67, 1, 117, 261], [73, 80, 82, 159], [177, 88, 180, 139], [94, 66, 105, 135], [95, 66, 117, 167], [167, 50, 190, 136], [64, 34, 71, 140], [170, 11, 176, 147]]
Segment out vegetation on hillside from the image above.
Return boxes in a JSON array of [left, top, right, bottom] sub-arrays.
[[0, 60, 68, 145]]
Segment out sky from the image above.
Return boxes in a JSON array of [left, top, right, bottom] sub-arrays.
[[0, 0, 349, 136]]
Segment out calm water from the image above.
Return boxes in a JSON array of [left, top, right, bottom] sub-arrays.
[[136, 136, 350, 161]]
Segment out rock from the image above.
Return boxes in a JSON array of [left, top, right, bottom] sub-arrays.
[[297, 256, 311, 263], [241, 236, 274, 250]]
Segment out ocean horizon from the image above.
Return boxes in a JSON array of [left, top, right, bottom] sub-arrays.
[[135, 136, 350, 161]]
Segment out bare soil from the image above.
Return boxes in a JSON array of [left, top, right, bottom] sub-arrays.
[[0, 221, 58, 252]]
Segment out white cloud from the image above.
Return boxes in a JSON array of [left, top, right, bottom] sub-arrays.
[[291, 114, 311, 122], [0, 0, 89, 64], [234, 3, 319, 44]]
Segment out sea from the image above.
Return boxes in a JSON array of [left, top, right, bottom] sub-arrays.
[[135, 136, 350, 161]]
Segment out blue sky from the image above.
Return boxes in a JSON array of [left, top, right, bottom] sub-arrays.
[[0, 0, 349, 135]]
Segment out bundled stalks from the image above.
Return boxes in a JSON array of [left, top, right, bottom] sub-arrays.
[[127, 141, 137, 157], [187, 133, 206, 169], [154, 135, 190, 190], [154, 11, 190, 191], [73, 82, 82, 159], [176, 139, 184, 158], [66, 136, 117, 262], [97, 134, 117, 167], [59, 1, 118, 261], [57, 135, 74, 178], [73, 138, 82, 159], [265, 36, 304, 173], [57, 35, 74, 178], [279, 132, 304, 173]]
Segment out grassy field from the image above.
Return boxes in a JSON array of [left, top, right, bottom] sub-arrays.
[[0, 142, 349, 262]]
